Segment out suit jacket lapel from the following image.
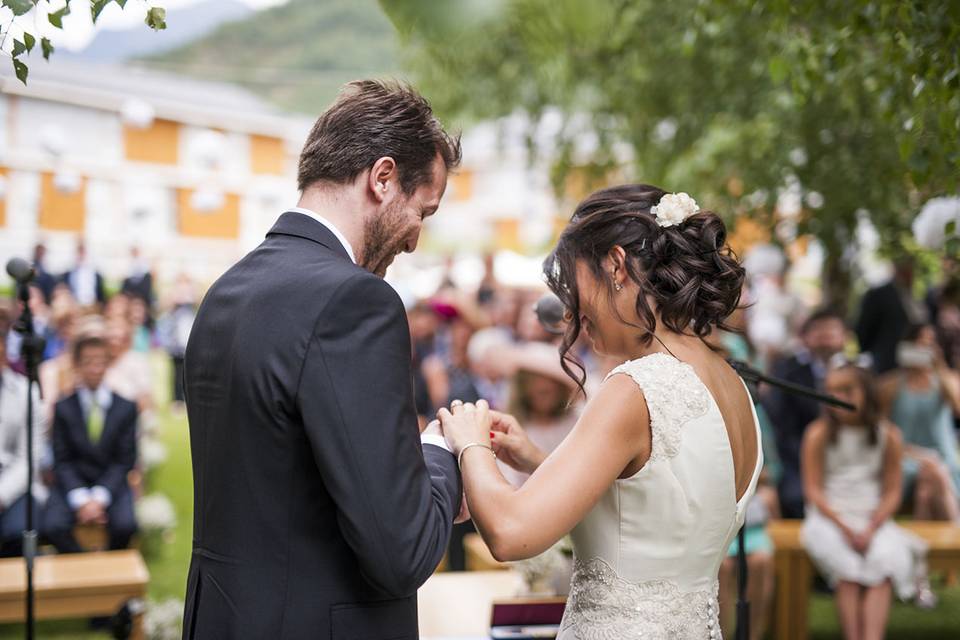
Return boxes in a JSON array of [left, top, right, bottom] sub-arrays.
[[68, 394, 97, 455], [97, 395, 122, 455]]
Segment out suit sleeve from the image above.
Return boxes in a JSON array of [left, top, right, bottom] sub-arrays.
[[52, 406, 86, 494], [298, 273, 461, 598], [96, 402, 138, 498]]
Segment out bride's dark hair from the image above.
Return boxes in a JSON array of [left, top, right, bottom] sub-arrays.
[[544, 183, 745, 391]]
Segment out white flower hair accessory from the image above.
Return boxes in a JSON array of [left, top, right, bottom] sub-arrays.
[[651, 192, 700, 228]]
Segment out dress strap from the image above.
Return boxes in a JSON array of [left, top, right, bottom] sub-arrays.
[[605, 353, 711, 462]]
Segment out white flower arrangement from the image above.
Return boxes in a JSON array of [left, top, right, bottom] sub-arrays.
[[136, 492, 177, 534], [912, 196, 960, 250], [140, 436, 169, 471], [144, 598, 183, 640], [651, 192, 700, 227], [511, 537, 572, 595]]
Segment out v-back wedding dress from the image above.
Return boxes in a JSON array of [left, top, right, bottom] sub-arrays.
[[558, 353, 763, 640]]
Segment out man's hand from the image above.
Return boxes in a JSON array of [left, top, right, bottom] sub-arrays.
[[76, 500, 106, 525]]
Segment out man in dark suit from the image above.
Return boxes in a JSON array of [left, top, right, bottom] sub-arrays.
[[45, 335, 138, 553], [182, 80, 463, 640], [856, 259, 928, 374], [61, 241, 106, 309], [761, 309, 846, 518], [121, 246, 155, 323]]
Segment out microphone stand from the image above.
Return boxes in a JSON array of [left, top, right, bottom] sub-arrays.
[[727, 358, 853, 640], [12, 281, 44, 640]]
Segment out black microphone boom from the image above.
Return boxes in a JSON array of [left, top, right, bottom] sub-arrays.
[[5, 258, 35, 284]]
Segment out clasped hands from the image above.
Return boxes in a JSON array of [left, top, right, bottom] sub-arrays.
[[424, 399, 547, 477]]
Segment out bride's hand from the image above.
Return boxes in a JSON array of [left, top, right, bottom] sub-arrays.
[[489, 411, 546, 474], [437, 400, 493, 456]]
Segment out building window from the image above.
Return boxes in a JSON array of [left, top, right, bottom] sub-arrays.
[[39, 171, 86, 232], [250, 134, 286, 176], [125, 118, 180, 165], [177, 188, 240, 239]]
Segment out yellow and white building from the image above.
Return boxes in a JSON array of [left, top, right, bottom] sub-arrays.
[[0, 59, 308, 288]]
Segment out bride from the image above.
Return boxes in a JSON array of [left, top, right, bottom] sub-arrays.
[[435, 184, 763, 639]]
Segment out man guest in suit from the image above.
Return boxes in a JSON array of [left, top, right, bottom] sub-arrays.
[[761, 309, 846, 518], [183, 80, 463, 639], [121, 246, 155, 324], [856, 258, 928, 374], [62, 241, 106, 310], [44, 335, 138, 553]]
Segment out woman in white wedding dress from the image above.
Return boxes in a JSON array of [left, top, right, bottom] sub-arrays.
[[436, 184, 762, 639]]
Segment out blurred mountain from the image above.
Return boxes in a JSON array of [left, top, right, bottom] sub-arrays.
[[139, 0, 401, 114], [69, 0, 253, 63]]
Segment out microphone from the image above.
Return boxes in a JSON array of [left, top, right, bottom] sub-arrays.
[[534, 292, 566, 335], [5, 257, 36, 284]]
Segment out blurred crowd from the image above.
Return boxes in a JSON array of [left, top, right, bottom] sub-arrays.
[[0, 241, 197, 562], [1, 239, 958, 640]]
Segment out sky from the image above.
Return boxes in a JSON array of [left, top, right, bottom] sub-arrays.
[[2, 0, 288, 52]]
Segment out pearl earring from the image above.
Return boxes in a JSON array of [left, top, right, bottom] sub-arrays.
[[613, 272, 623, 292]]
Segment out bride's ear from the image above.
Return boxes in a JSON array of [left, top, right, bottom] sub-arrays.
[[606, 246, 628, 289]]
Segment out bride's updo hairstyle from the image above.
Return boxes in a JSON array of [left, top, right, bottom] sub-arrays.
[[544, 183, 745, 389]]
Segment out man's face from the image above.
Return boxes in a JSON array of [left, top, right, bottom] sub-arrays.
[[76, 345, 108, 390], [803, 317, 846, 361], [360, 155, 447, 277]]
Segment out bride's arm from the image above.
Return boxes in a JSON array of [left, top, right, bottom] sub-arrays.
[[439, 375, 649, 561]]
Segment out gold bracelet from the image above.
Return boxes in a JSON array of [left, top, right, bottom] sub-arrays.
[[457, 442, 494, 469]]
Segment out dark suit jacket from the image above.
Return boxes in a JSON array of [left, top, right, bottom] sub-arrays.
[[52, 392, 138, 499], [760, 354, 821, 518], [855, 281, 909, 374], [182, 212, 461, 640]]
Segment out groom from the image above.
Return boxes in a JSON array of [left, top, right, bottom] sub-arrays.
[[182, 80, 463, 639]]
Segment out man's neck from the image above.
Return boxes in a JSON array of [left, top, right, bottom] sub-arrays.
[[296, 188, 366, 263]]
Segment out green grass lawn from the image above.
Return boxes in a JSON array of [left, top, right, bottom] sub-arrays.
[[1, 354, 958, 638]]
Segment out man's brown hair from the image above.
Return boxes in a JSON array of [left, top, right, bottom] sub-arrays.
[[297, 79, 462, 194]]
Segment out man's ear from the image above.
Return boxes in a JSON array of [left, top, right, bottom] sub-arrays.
[[368, 156, 398, 203]]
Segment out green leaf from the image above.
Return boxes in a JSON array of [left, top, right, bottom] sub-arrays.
[[145, 6, 166, 30], [23, 32, 35, 52], [768, 56, 789, 84], [2, 0, 35, 17], [12, 39, 26, 57], [13, 58, 28, 84], [947, 220, 958, 236], [91, 0, 109, 21], [41, 37, 54, 60], [48, 5, 70, 29], [115, 0, 128, 7]]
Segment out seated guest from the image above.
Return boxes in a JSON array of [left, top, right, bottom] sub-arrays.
[[44, 335, 138, 553], [802, 363, 928, 640], [762, 308, 846, 518], [879, 324, 960, 521], [0, 308, 47, 556]]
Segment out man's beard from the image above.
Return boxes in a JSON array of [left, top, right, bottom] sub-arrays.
[[360, 201, 410, 277]]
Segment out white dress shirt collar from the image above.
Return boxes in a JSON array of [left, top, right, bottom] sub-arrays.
[[78, 385, 113, 415], [288, 207, 357, 264]]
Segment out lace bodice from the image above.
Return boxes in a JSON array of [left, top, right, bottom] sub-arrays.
[[558, 353, 762, 640]]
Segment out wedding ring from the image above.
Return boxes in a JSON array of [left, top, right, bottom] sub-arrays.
[[450, 399, 464, 408]]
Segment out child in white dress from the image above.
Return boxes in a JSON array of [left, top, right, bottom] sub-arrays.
[[801, 363, 928, 640]]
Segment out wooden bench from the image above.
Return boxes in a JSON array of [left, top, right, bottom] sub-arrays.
[[768, 519, 960, 640], [0, 550, 149, 639]]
